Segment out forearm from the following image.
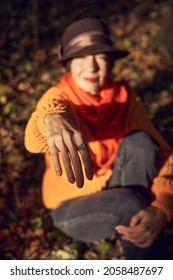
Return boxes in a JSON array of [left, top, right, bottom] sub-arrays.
[[24, 87, 78, 154]]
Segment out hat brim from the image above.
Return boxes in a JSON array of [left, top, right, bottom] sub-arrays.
[[58, 43, 129, 65]]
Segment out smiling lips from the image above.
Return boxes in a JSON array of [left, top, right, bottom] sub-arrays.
[[83, 77, 98, 83]]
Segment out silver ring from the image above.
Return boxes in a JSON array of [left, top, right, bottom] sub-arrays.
[[78, 143, 87, 151]]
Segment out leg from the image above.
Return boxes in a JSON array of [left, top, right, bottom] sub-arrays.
[[50, 187, 149, 247], [51, 185, 148, 242], [107, 131, 170, 259], [107, 131, 159, 190], [51, 187, 171, 259], [119, 231, 171, 260]]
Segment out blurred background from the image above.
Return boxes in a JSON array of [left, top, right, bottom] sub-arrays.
[[0, 0, 173, 260]]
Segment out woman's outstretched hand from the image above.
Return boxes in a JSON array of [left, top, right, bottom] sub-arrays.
[[45, 113, 94, 188], [115, 206, 167, 248]]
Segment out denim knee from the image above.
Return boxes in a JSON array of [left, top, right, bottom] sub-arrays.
[[121, 131, 159, 157], [108, 131, 159, 189], [50, 188, 150, 243]]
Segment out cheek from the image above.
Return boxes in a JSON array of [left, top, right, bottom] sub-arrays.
[[71, 69, 79, 81], [71, 64, 83, 78], [100, 67, 109, 83]]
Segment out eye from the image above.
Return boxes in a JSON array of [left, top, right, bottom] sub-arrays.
[[96, 54, 108, 61]]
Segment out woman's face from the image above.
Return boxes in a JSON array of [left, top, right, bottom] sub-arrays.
[[70, 54, 110, 95]]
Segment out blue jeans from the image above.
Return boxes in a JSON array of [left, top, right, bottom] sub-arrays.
[[50, 131, 171, 259]]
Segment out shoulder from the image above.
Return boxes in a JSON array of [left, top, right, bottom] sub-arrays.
[[115, 79, 132, 92], [42, 73, 67, 96], [113, 79, 134, 100]]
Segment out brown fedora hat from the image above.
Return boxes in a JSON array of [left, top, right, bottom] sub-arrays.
[[58, 18, 129, 65]]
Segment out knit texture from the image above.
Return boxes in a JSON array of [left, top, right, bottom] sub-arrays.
[[24, 74, 173, 221]]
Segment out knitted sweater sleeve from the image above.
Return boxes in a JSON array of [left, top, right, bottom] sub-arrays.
[[125, 88, 173, 221], [24, 86, 77, 153]]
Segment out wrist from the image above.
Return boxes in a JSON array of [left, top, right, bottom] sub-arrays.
[[151, 206, 167, 223], [44, 113, 58, 124]]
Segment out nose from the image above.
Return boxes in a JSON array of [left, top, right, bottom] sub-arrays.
[[85, 55, 98, 72]]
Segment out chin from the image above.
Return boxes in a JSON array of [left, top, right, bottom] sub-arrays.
[[86, 86, 100, 95], [86, 89, 100, 95]]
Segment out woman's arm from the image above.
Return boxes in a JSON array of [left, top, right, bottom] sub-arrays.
[[24, 86, 94, 187], [24, 87, 71, 153], [115, 86, 173, 248], [125, 88, 173, 221]]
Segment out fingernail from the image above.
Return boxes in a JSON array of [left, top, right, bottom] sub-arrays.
[[69, 177, 75, 184], [88, 173, 94, 180], [56, 170, 61, 176], [77, 181, 83, 188]]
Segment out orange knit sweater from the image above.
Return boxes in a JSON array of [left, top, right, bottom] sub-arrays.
[[24, 74, 173, 221]]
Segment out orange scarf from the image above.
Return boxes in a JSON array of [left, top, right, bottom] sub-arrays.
[[57, 74, 129, 174]]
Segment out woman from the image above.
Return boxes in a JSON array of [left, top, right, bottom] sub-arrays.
[[25, 18, 173, 259]]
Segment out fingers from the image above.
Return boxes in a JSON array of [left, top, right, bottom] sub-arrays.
[[129, 210, 143, 227], [49, 142, 62, 176], [115, 224, 155, 248], [52, 135, 79, 185], [78, 146, 94, 181], [115, 207, 163, 248], [115, 210, 149, 247], [60, 146, 76, 184], [72, 131, 94, 182], [115, 208, 167, 248], [47, 132, 74, 182], [60, 131, 85, 187], [66, 143, 84, 188], [49, 132, 93, 187], [65, 136, 94, 187], [46, 114, 94, 187]]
